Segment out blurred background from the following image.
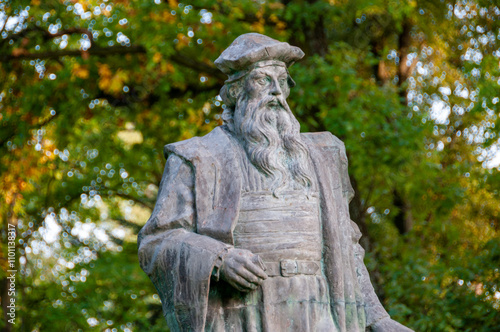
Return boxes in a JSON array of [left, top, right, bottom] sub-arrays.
[[1, 0, 499, 331]]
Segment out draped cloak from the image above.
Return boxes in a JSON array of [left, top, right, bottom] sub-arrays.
[[137, 126, 390, 331]]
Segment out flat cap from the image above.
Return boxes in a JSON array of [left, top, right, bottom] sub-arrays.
[[214, 33, 305, 76]]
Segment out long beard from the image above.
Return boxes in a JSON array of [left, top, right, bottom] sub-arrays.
[[232, 94, 313, 196]]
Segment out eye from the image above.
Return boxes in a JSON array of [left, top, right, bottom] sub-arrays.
[[256, 76, 270, 86], [279, 78, 286, 87]]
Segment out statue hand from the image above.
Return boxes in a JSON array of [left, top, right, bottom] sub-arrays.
[[220, 248, 268, 292], [371, 317, 414, 332]]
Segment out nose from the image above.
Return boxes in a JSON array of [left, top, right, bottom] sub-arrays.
[[270, 79, 282, 96]]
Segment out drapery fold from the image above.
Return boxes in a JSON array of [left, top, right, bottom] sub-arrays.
[[138, 126, 389, 331]]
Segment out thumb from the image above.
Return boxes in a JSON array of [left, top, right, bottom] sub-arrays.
[[252, 254, 266, 271]]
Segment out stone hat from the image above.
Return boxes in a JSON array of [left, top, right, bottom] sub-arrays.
[[214, 33, 305, 84]]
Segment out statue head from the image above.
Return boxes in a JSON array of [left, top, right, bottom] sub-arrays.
[[214, 34, 311, 195], [215, 33, 304, 110]]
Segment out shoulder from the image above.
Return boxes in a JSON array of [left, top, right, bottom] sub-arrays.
[[301, 131, 350, 169], [302, 132, 354, 199], [164, 126, 234, 161], [301, 131, 345, 151]]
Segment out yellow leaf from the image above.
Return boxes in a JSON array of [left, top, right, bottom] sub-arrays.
[[12, 48, 25, 56], [168, 0, 178, 8], [153, 52, 162, 63], [98, 63, 113, 92], [162, 11, 176, 23], [176, 33, 189, 50], [109, 70, 127, 94], [269, 2, 285, 10], [99, 77, 111, 91], [98, 63, 112, 78], [72, 64, 89, 79], [251, 20, 266, 34], [276, 21, 287, 31]]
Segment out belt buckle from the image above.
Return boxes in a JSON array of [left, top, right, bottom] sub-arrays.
[[280, 259, 298, 277]]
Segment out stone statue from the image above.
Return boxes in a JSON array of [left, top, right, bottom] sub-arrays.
[[138, 33, 413, 332]]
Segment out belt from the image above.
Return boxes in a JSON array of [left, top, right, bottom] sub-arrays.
[[264, 260, 321, 277]]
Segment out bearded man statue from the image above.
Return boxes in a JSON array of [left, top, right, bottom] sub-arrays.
[[138, 33, 413, 332]]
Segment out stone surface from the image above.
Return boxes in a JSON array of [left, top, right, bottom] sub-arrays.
[[138, 33, 414, 332]]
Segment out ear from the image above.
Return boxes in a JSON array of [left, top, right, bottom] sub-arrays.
[[228, 82, 242, 99], [220, 82, 242, 108]]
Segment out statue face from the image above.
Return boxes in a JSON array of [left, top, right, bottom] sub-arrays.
[[230, 63, 312, 195], [244, 65, 290, 103]]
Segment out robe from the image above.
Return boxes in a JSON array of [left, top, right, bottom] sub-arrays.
[[137, 125, 390, 331]]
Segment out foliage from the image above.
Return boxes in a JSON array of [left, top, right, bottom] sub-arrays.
[[1, 0, 499, 331]]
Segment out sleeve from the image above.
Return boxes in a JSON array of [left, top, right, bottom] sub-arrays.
[[337, 144, 391, 328], [340, 147, 413, 331], [352, 233, 391, 327], [137, 154, 232, 332]]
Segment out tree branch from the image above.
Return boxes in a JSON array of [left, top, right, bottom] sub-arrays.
[[170, 53, 226, 80], [0, 44, 147, 62], [188, 3, 282, 26], [113, 192, 154, 210], [0, 26, 94, 49], [112, 218, 142, 233], [94, 83, 220, 108], [0, 108, 61, 150], [2, 44, 226, 82], [0, 15, 9, 33], [52, 27, 94, 47]]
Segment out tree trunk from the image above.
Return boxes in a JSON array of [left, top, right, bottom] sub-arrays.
[[393, 19, 414, 234], [397, 19, 413, 103], [393, 189, 413, 235], [283, 0, 328, 57], [371, 17, 414, 234]]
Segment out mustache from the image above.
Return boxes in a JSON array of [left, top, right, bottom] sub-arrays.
[[257, 95, 289, 111]]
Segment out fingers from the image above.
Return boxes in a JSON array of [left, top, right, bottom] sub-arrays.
[[232, 252, 268, 278], [231, 283, 251, 293], [231, 255, 267, 281], [245, 258, 268, 280], [225, 269, 258, 292], [252, 254, 267, 272], [236, 266, 265, 285], [221, 250, 268, 291]]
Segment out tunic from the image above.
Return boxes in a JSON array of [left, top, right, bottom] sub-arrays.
[[204, 143, 337, 331]]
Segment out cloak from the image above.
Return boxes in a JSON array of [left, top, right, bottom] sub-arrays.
[[138, 126, 390, 331]]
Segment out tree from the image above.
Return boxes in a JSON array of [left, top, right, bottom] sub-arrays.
[[1, 0, 499, 331]]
